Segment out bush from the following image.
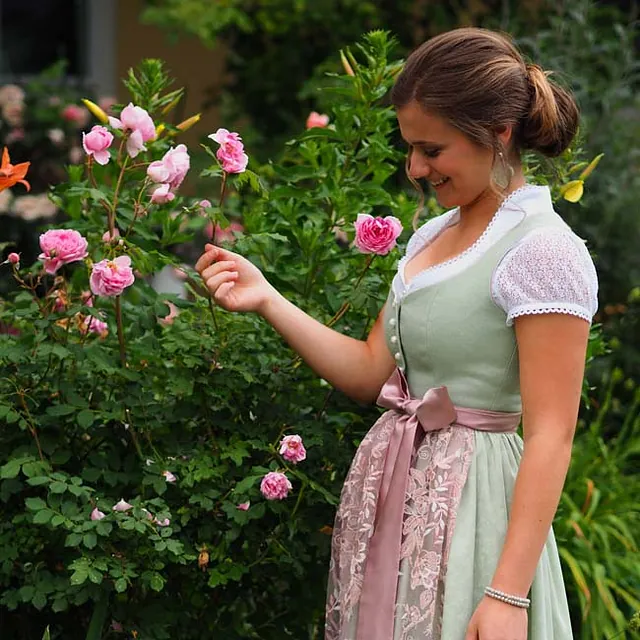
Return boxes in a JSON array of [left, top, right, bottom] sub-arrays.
[[0, 32, 636, 640]]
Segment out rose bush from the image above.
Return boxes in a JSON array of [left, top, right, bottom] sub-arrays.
[[0, 34, 637, 640]]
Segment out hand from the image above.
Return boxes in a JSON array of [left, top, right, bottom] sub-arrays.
[[464, 596, 528, 640], [195, 243, 278, 314]]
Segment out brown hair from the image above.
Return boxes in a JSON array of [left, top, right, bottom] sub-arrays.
[[391, 27, 579, 158]]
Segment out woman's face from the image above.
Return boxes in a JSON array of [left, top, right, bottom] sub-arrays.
[[396, 101, 496, 209]]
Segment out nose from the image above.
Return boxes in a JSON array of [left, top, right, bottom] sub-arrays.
[[408, 147, 431, 180]]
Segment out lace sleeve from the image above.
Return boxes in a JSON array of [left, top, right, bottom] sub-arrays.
[[492, 228, 599, 326]]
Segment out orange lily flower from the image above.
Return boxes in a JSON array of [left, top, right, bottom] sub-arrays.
[[0, 147, 30, 193]]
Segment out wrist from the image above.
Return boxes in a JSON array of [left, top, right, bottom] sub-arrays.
[[257, 285, 282, 319]]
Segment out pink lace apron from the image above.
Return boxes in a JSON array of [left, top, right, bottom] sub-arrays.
[[325, 368, 521, 640]]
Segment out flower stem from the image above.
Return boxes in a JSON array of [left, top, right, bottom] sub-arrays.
[[114, 296, 127, 367], [326, 254, 375, 328], [18, 392, 44, 461]]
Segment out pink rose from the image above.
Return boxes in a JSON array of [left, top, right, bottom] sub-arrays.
[[7, 252, 20, 265], [154, 517, 170, 527], [207, 221, 244, 244], [90, 256, 135, 297], [147, 144, 190, 190], [162, 470, 177, 483], [61, 104, 90, 127], [150, 183, 175, 204], [81, 314, 109, 337], [208, 128, 249, 174], [109, 103, 156, 158], [306, 111, 330, 129], [237, 501, 250, 511], [199, 199, 211, 209], [159, 301, 179, 326], [260, 471, 292, 500], [102, 228, 120, 243], [354, 213, 403, 255], [112, 499, 133, 512], [91, 508, 105, 521], [82, 125, 114, 165], [38, 229, 89, 274], [279, 434, 307, 464]]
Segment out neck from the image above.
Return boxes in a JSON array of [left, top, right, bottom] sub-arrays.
[[457, 171, 527, 231]]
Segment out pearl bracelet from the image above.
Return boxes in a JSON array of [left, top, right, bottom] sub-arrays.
[[484, 586, 531, 609]]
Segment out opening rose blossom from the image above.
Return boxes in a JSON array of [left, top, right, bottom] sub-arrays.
[[81, 314, 109, 337], [353, 213, 403, 255], [38, 229, 89, 274], [82, 125, 114, 165], [279, 434, 307, 464], [208, 128, 248, 174], [109, 103, 156, 158], [112, 499, 133, 512], [150, 183, 175, 204], [147, 144, 190, 190], [91, 508, 106, 521], [90, 255, 135, 297], [260, 471, 293, 500], [7, 252, 20, 265], [306, 111, 330, 129]]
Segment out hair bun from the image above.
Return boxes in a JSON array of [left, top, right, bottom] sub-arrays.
[[520, 64, 579, 157]]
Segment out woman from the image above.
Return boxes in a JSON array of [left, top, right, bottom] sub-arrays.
[[196, 27, 598, 640]]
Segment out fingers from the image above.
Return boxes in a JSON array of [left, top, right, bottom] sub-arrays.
[[204, 270, 239, 298], [195, 244, 237, 275], [201, 260, 237, 282], [194, 246, 219, 274]]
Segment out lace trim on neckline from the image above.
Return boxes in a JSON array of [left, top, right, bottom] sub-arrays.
[[399, 184, 536, 292]]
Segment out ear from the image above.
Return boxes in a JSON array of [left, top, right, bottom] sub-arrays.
[[495, 124, 515, 148]]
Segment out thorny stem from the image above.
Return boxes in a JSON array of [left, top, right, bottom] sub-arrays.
[[18, 392, 44, 461], [86, 156, 112, 215]]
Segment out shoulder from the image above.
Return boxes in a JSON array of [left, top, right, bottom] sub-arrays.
[[492, 226, 599, 326]]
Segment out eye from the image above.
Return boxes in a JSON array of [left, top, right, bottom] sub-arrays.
[[421, 147, 441, 159]]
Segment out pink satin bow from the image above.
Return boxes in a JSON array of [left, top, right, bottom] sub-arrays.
[[356, 368, 520, 640]]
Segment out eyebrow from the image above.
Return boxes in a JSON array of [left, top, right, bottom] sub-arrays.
[[404, 139, 442, 147]]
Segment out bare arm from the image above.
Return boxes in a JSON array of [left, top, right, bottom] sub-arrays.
[[489, 313, 590, 597], [195, 244, 396, 403]]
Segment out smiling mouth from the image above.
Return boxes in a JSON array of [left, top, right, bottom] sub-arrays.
[[431, 177, 449, 188]]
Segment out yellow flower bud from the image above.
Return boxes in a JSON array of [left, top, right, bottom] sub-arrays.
[[560, 179, 584, 203], [155, 123, 166, 137], [161, 94, 183, 115], [176, 113, 201, 132], [578, 153, 604, 181], [340, 50, 355, 77], [81, 99, 109, 124]]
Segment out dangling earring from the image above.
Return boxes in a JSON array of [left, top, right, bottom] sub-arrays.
[[493, 150, 515, 190]]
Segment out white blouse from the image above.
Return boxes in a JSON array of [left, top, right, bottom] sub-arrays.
[[392, 185, 599, 325]]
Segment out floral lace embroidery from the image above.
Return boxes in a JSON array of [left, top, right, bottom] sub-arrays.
[[325, 412, 475, 640]]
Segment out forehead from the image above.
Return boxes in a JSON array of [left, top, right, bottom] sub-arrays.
[[396, 101, 455, 144]]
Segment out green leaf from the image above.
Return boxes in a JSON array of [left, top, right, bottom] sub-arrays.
[[51, 514, 65, 527], [49, 481, 67, 494], [96, 521, 113, 536], [32, 592, 47, 610], [46, 404, 77, 417], [65, 533, 82, 547], [77, 410, 95, 428], [1, 459, 23, 479], [149, 573, 165, 592], [115, 578, 128, 593], [70, 568, 88, 586], [25, 497, 47, 511], [33, 509, 53, 524], [83, 532, 97, 549]]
